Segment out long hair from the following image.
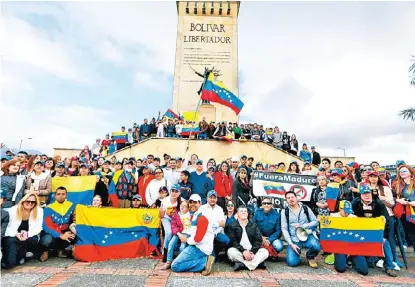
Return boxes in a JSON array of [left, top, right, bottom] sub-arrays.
[[1, 159, 19, 175], [218, 161, 230, 177], [394, 165, 415, 198], [26, 155, 37, 174], [287, 162, 300, 174], [16, 193, 40, 221]]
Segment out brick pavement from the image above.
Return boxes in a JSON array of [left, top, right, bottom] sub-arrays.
[[1, 257, 415, 287]]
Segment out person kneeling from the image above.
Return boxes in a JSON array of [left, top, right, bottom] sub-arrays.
[[332, 200, 368, 275], [226, 205, 269, 271], [281, 191, 320, 268]]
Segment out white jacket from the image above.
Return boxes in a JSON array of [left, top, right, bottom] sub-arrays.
[[145, 178, 172, 206], [5, 205, 43, 238]]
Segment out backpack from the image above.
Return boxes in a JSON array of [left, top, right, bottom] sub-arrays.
[[285, 204, 310, 228]]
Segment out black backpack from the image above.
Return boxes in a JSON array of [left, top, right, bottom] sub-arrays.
[[285, 204, 311, 228]]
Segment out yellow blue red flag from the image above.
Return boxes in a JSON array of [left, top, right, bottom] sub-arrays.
[[74, 205, 161, 262], [319, 216, 385, 257], [51, 176, 96, 206]]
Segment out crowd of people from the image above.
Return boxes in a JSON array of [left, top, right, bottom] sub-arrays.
[[0, 147, 414, 279], [88, 115, 322, 166]]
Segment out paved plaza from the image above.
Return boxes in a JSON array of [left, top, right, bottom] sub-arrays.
[[2, 254, 415, 287]]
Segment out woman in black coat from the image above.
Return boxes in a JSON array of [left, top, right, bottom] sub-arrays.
[[232, 167, 252, 208]]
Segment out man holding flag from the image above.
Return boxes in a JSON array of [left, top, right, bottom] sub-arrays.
[[351, 184, 397, 277]]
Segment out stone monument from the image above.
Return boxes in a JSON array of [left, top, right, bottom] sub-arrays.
[[172, 1, 240, 123]]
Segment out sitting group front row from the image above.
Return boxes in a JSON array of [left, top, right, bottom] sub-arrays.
[[157, 184, 398, 277]]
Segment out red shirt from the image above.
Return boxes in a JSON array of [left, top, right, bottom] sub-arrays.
[[138, 174, 155, 206], [214, 172, 233, 198], [101, 139, 110, 147]]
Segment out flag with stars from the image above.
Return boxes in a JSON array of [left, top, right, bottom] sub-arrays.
[[201, 73, 244, 115], [50, 176, 96, 206], [319, 216, 385, 257], [73, 205, 161, 262]]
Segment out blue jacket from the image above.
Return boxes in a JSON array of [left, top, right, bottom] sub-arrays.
[[299, 150, 312, 162], [140, 124, 150, 136], [251, 208, 281, 242], [178, 181, 194, 200]]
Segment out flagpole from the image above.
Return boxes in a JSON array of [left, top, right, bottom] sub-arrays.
[[185, 69, 211, 153]]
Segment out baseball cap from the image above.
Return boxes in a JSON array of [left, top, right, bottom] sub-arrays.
[[196, 159, 203, 164], [377, 167, 386, 174], [71, 156, 79, 161], [331, 168, 344, 176], [241, 154, 247, 159], [80, 163, 89, 169], [231, 156, 239, 162], [311, 146, 315, 149], [396, 160, 406, 167], [56, 162, 65, 168], [304, 161, 311, 165], [34, 160, 45, 166], [132, 194, 142, 201], [159, 186, 168, 193], [207, 190, 217, 198], [339, 200, 353, 215], [346, 162, 359, 169], [359, 184, 371, 194], [256, 162, 263, 167], [367, 170, 379, 177], [115, 161, 122, 165], [171, 183, 180, 191], [189, 194, 202, 202], [104, 160, 111, 165]]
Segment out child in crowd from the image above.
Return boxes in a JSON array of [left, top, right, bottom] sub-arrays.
[[161, 200, 191, 270], [152, 186, 169, 208]]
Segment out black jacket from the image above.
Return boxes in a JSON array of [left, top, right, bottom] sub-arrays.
[[351, 198, 390, 239], [225, 220, 262, 254], [312, 151, 321, 165], [1, 207, 9, 237], [232, 178, 252, 208]]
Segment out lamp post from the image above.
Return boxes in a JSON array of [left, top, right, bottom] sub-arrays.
[[19, 138, 32, 151], [337, 147, 346, 157]]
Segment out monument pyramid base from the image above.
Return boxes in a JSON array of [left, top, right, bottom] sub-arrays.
[[104, 137, 315, 168]]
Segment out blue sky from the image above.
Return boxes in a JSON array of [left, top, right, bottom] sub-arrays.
[[1, 1, 415, 164]]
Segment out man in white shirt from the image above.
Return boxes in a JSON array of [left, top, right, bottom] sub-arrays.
[[200, 190, 230, 255], [171, 194, 215, 276], [163, 158, 181, 184]]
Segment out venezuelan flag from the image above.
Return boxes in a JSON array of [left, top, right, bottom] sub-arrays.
[[326, 182, 340, 212], [50, 176, 96, 206], [263, 182, 286, 196], [180, 126, 201, 136], [112, 131, 127, 144], [73, 205, 161, 262], [44, 200, 75, 238], [406, 205, 415, 224], [163, 109, 180, 120], [319, 216, 385, 257], [201, 73, 244, 115]]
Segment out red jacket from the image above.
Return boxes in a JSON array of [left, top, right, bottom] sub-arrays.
[[214, 172, 233, 198], [138, 174, 155, 206], [171, 211, 184, 235]]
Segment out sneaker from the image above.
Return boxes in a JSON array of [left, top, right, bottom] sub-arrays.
[[201, 255, 215, 276], [25, 252, 34, 258], [19, 258, 25, 265], [257, 262, 267, 269], [40, 251, 49, 262], [233, 262, 245, 272], [308, 259, 318, 269], [385, 269, 397, 277], [324, 253, 335, 265], [393, 262, 401, 271], [57, 250, 68, 258], [376, 259, 384, 268], [161, 261, 171, 270]]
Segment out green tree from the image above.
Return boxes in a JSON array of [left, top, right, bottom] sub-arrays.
[[400, 55, 415, 121]]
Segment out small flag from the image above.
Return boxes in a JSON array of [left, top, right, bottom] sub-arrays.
[[262, 182, 286, 196], [111, 132, 127, 144], [326, 182, 340, 212], [201, 73, 244, 115], [50, 176, 96, 206], [163, 109, 180, 120]]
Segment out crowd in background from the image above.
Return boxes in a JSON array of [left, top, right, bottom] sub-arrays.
[[1, 147, 414, 277]]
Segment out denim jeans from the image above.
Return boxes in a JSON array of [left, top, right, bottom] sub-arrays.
[[167, 235, 187, 262], [213, 232, 230, 256], [198, 133, 207, 139], [162, 217, 173, 248], [286, 235, 321, 267], [334, 254, 368, 275], [271, 239, 284, 253], [167, 133, 175, 138], [388, 217, 401, 265], [382, 239, 395, 270], [2, 233, 53, 269], [171, 245, 208, 272]]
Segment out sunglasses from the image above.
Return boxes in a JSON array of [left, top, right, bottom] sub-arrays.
[[171, 190, 180, 193], [155, 172, 163, 174], [24, 201, 36, 205], [132, 199, 141, 201], [262, 202, 272, 205], [400, 169, 409, 173], [227, 204, 234, 207], [239, 172, 247, 174]]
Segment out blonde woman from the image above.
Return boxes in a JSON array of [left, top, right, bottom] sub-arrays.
[[3, 193, 52, 268]]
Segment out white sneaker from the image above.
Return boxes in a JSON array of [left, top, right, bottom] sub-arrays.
[[393, 262, 401, 271], [19, 258, 25, 265], [376, 259, 384, 268], [25, 252, 34, 258]]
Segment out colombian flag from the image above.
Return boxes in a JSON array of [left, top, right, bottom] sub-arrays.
[[263, 182, 286, 196], [50, 176, 96, 206], [164, 109, 180, 120], [201, 73, 244, 115], [326, 182, 340, 212], [112, 131, 127, 144], [180, 126, 201, 136], [319, 216, 385, 257], [74, 205, 161, 262]]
